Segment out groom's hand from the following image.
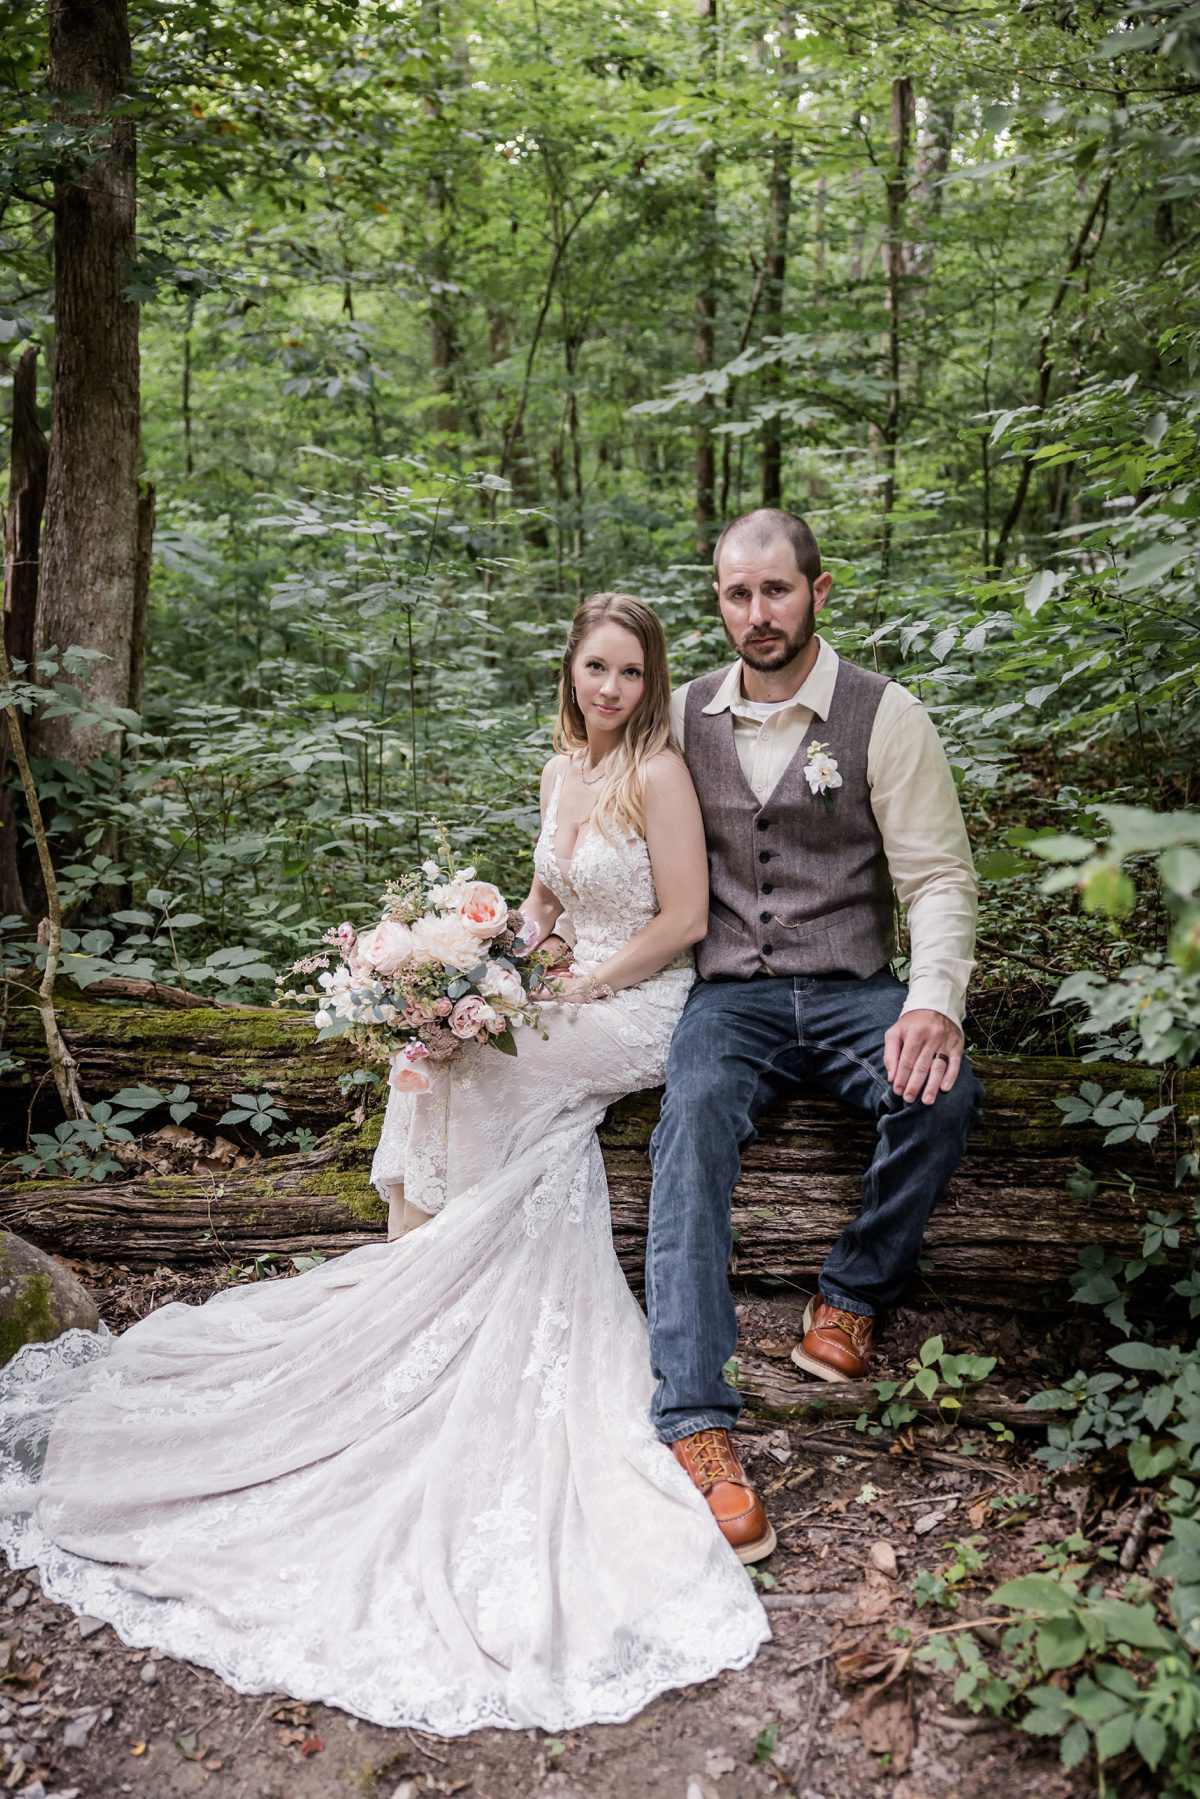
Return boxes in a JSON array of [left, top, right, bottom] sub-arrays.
[[883, 1009, 964, 1107]]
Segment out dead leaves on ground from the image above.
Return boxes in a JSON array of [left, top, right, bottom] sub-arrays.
[[838, 1642, 915, 1775]]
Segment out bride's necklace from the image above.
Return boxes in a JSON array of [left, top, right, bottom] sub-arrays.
[[579, 750, 615, 787]]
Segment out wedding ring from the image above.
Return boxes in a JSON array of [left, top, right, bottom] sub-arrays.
[[932, 1052, 949, 1063]]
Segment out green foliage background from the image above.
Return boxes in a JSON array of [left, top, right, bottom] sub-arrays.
[[3, 0, 1197, 1041]]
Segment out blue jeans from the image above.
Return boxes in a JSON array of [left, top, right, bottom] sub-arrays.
[[645, 970, 983, 1444]]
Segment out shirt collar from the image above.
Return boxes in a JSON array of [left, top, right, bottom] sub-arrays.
[[702, 634, 839, 723]]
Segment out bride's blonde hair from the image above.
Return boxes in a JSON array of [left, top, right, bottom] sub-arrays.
[[553, 594, 675, 843]]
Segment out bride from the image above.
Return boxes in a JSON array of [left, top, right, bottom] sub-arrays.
[[0, 592, 769, 1735]]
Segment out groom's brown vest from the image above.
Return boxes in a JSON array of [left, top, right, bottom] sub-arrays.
[[683, 657, 895, 981]]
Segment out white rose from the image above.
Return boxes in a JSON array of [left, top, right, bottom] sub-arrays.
[[479, 963, 524, 1008], [411, 911, 484, 972], [804, 753, 843, 795]]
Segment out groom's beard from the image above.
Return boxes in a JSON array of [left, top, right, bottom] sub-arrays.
[[726, 599, 816, 673]]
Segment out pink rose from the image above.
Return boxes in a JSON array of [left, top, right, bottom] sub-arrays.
[[449, 995, 498, 1040], [388, 1043, 431, 1094], [457, 881, 509, 939], [434, 997, 453, 1017], [355, 918, 415, 975]]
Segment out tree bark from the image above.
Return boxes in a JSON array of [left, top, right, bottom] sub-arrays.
[[878, 74, 912, 581], [992, 168, 1112, 572], [694, 0, 718, 556], [1, 346, 48, 918], [2, 1004, 1193, 1305], [32, 0, 141, 767], [126, 481, 155, 721], [760, 10, 794, 509], [423, 1, 459, 442]]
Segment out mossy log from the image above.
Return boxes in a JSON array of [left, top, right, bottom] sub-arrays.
[[2, 999, 359, 1144], [1, 1003, 1194, 1304]]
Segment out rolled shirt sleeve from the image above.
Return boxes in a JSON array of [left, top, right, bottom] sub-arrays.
[[866, 686, 977, 1027]]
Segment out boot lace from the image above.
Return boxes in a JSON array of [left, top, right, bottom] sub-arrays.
[[678, 1429, 743, 1490]]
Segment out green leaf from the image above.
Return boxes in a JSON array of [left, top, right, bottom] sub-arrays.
[[1121, 540, 1190, 592], [1024, 569, 1057, 615], [1036, 1613, 1088, 1671], [1026, 833, 1094, 863], [990, 1575, 1076, 1616], [1086, 1598, 1172, 1652], [1060, 1719, 1090, 1769], [914, 1366, 939, 1399], [1095, 1710, 1135, 1763], [1133, 1712, 1167, 1771], [1081, 865, 1136, 918], [919, 1335, 944, 1366]]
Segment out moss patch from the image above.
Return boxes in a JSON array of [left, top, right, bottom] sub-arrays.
[[0, 1270, 56, 1366]]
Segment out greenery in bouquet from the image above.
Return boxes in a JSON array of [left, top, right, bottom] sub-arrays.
[[279, 829, 554, 1092]]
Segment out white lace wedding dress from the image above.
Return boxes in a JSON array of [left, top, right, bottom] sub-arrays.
[[0, 769, 769, 1734]]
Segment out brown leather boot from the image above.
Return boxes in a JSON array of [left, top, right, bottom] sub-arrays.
[[790, 1297, 875, 1382], [670, 1429, 776, 1565]]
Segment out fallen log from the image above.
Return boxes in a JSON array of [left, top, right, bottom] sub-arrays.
[[0, 1043, 1194, 1309], [2, 999, 358, 1143], [1, 1012, 1194, 1302], [737, 1357, 1038, 1431]]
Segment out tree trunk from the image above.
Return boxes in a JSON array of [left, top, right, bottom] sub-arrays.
[[32, 0, 140, 768], [1, 346, 48, 918], [126, 481, 155, 720], [694, 0, 718, 556], [2, 1004, 1193, 1306], [992, 169, 1112, 572], [423, 1, 458, 440], [760, 10, 794, 509], [878, 74, 912, 581]]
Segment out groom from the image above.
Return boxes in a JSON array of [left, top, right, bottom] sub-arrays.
[[650, 507, 982, 1563]]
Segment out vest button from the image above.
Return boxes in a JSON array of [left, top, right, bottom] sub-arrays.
[[759, 850, 770, 864], [756, 818, 769, 831], [761, 943, 774, 956], [762, 882, 774, 894], [760, 911, 771, 924]]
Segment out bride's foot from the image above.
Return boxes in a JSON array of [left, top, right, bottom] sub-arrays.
[[386, 1184, 436, 1242]]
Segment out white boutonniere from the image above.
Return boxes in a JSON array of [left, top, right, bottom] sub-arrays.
[[803, 740, 843, 810]]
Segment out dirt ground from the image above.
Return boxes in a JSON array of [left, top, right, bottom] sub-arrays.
[[0, 1267, 1109, 1799]]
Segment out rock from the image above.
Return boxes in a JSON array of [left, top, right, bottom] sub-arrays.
[[76, 1617, 105, 1640], [869, 1540, 898, 1577], [0, 1234, 99, 1367], [139, 1661, 157, 1685]]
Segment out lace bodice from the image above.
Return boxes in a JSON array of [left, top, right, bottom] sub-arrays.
[[533, 757, 689, 974]]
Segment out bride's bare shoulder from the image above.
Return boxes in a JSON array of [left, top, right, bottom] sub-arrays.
[[642, 747, 697, 797], [539, 753, 569, 803]]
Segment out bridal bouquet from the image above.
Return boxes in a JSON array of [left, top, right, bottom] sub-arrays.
[[283, 838, 552, 1095]]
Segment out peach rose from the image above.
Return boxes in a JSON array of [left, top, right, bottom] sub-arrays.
[[355, 918, 415, 976], [457, 881, 510, 939], [449, 995, 498, 1040], [388, 1044, 431, 1094]]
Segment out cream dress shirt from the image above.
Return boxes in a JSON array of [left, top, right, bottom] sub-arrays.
[[670, 635, 978, 1027]]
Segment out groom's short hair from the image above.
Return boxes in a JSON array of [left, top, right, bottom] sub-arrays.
[[712, 508, 822, 588]]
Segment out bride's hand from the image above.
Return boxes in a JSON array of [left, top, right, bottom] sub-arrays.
[[535, 972, 611, 1004]]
